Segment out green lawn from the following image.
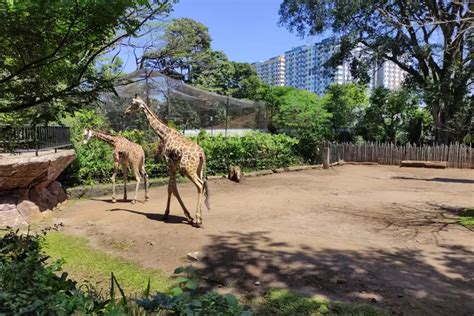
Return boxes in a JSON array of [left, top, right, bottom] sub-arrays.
[[42, 232, 170, 295], [459, 208, 474, 229], [42, 232, 388, 314], [253, 289, 387, 316]]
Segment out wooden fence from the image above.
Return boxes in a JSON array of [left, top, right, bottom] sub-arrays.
[[329, 142, 473, 169]]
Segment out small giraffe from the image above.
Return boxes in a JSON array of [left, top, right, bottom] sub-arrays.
[[125, 95, 209, 227], [82, 129, 149, 204]]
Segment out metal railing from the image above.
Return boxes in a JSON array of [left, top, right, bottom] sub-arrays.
[[0, 125, 72, 155]]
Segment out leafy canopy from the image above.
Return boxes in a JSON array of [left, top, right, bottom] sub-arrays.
[[0, 0, 175, 123], [275, 89, 331, 162], [322, 83, 368, 142], [279, 0, 473, 143]]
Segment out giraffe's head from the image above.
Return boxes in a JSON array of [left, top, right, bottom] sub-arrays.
[[125, 94, 146, 114], [82, 129, 93, 144]]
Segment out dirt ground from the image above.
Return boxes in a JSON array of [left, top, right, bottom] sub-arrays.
[[53, 165, 473, 315]]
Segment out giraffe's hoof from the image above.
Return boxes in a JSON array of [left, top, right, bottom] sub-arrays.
[[131, 200, 136, 204], [111, 198, 116, 203]]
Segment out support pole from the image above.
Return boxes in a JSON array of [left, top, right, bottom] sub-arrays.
[[322, 141, 330, 169]]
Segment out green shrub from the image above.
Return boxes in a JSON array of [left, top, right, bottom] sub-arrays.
[[137, 266, 251, 315], [0, 227, 101, 314], [198, 131, 300, 175], [0, 229, 251, 315], [62, 127, 301, 186]]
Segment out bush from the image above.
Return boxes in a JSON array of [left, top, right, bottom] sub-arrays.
[[198, 131, 301, 175], [0, 227, 101, 314], [0, 229, 251, 315], [137, 266, 251, 315], [62, 126, 301, 186]]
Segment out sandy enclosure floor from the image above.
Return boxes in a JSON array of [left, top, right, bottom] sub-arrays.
[[53, 165, 474, 315]]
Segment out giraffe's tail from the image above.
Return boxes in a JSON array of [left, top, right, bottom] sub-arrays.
[[200, 154, 210, 210], [203, 178, 210, 210]]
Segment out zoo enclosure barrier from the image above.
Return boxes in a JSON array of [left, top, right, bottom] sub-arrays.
[[328, 142, 473, 169], [0, 125, 72, 156]]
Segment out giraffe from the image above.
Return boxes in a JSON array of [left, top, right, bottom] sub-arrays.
[[125, 95, 209, 227], [82, 129, 149, 204]]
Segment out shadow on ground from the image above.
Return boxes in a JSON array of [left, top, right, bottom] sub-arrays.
[[106, 208, 189, 225], [198, 231, 474, 315], [392, 176, 474, 184]]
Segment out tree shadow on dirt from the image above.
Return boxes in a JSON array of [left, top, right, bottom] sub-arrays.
[[391, 176, 474, 184], [198, 231, 473, 315], [106, 208, 188, 224]]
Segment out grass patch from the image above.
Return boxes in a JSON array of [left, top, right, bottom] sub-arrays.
[[42, 232, 170, 294], [459, 208, 474, 229], [253, 289, 387, 316]]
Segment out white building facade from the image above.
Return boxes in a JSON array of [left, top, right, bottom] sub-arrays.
[[254, 38, 406, 94], [251, 55, 285, 87]]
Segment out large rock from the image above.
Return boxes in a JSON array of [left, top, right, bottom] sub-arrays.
[[0, 150, 75, 192], [0, 150, 75, 226], [0, 197, 27, 227], [16, 200, 41, 222]]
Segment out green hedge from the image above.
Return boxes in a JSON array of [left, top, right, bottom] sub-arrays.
[[198, 132, 300, 175], [61, 130, 301, 187]]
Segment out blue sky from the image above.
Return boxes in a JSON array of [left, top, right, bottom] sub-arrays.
[[168, 0, 319, 63]]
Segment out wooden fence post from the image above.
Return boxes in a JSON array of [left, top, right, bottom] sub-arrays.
[[322, 141, 330, 169]]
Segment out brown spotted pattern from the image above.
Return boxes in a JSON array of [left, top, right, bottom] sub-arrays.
[[83, 129, 149, 204], [125, 96, 209, 227]]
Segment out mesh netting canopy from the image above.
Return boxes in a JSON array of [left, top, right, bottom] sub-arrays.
[[107, 69, 267, 131]]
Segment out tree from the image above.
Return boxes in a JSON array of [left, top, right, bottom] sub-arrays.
[[0, 0, 175, 124], [142, 18, 212, 82], [191, 51, 235, 94], [279, 0, 473, 143], [322, 83, 368, 142], [357, 87, 430, 144], [228, 62, 265, 100], [274, 89, 331, 162]]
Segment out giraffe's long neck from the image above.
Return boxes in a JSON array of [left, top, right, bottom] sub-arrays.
[[141, 104, 173, 140], [91, 130, 117, 146]]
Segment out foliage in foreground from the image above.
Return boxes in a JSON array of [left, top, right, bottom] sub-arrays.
[[0, 227, 99, 314], [254, 288, 387, 316], [0, 229, 250, 315]]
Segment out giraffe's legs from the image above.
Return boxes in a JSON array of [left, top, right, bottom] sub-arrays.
[[172, 182, 193, 222], [163, 165, 192, 222], [188, 173, 204, 227], [131, 168, 140, 204], [142, 167, 149, 202], [111, 161, 119, 203], [122, 163, 128, 201]]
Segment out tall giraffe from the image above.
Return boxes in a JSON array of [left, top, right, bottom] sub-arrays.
[[82, 129, 149, 204], [125, 95, 209, 227]]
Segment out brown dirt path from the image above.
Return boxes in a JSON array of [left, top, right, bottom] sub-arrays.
[[53, 165, 474, 315]]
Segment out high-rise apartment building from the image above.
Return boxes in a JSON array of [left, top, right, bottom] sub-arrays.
[[253, 38, 406, 94], [251, 55, 285, 87], [375, 60, 405, 90], [284, 38, 357, 94]]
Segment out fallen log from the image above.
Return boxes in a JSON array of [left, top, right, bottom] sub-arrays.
[[400, 160, 448, 169]]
